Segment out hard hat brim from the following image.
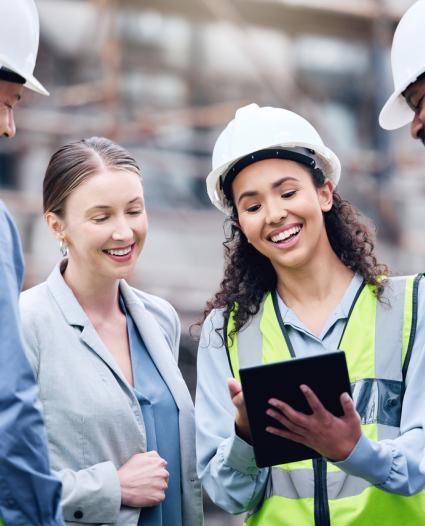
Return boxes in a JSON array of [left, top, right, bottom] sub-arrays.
[[378, 68, 425, 130], [24, 74, 49, 96], [0, 57, 49, 96], [379, 91, 413, 130]]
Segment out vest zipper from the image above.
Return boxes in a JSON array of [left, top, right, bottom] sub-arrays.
[[313, 457, 330, 526]]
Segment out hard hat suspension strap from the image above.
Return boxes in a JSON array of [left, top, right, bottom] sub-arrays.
[[220, 148, 323, 205]]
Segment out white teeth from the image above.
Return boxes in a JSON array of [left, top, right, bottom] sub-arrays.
[[271, 226, 301, 243], [106, 247, 131, 256]]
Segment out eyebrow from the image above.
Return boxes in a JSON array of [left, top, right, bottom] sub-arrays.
[[86, 196, 143, 213], [237, 176, 298, 204]]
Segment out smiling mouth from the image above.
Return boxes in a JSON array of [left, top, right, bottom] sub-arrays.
[[103, 244, 134, 256], [269, 225, 302, 244]]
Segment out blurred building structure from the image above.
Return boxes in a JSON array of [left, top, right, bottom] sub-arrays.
[[2, 1, 425, 523]]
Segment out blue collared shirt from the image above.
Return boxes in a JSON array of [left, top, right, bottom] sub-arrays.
[[124, 302, 183, 526], [0, 201, 63, 525], [196, 274, 425, 513]]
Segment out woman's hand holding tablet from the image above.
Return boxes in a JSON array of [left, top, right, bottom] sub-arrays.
[[266, 384, 361, 461]]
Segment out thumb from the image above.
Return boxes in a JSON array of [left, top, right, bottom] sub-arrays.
[[340, 392, 357, 419], [227, 378, 243, 402]]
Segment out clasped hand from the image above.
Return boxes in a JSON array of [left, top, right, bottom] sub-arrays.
[[118, 451, 169, 507]]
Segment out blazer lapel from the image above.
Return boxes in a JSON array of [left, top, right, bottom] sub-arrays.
[[46, 263, 134, 395], [120, 282, 192, 413], [79, 324, 133, 393]]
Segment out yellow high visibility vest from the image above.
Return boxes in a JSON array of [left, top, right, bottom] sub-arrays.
[[227, 275, 425, 525]]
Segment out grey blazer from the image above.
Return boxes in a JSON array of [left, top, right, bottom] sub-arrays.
[[19, 264, 203, 526]]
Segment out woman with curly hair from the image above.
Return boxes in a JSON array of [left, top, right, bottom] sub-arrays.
[[195, 104, 425, 525]]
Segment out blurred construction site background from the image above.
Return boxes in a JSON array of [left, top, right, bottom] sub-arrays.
[[2, 1, 425, 523]]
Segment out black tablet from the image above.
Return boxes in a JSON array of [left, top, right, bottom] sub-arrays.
[[239, 351, 352, 467]]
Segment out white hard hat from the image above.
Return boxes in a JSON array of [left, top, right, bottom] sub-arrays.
[[206, 103, 341, 214], [0, 0, 49, 96], [379, 0, 425, 130]]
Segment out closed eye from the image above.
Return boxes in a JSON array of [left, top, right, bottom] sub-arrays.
[[127, 209, 143, 215], [92, 215, 109, 223], [246, 203, 261, 213], [282, 190, 297, 199]]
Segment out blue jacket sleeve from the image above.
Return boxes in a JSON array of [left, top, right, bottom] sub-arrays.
[[0, 202, 63, 526]]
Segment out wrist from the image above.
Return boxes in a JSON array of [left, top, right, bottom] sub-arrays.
[[117, 471, 130, 505], [235, 419, 252, 444], [331, 433, 361, 462]]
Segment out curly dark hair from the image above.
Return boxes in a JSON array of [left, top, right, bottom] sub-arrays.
[[201, 168, 389, 340]]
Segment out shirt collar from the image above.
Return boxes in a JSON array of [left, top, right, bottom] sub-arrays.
[[276, 273, 364, 332]]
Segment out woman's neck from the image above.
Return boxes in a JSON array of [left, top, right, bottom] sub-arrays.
[[62, 259, 121, 321], [274, 246, 354, 327]]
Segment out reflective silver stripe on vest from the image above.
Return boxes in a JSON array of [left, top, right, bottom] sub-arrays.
[[264, 466, 371, 500], [237, 301, 264, 368], [375, 277, 406, 381], [363, 276, 406, 436]]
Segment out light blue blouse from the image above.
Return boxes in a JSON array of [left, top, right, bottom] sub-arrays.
[[124, 303, 182, 526], [196, 274, 425, 512]]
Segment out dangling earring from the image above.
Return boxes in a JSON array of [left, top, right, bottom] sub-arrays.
[[59, 240, 68, 257]]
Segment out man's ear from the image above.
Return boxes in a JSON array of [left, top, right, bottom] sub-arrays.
[[44, 212, 66, 241], [319, 180, 334, 212]]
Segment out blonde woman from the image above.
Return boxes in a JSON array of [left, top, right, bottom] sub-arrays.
[[20, 137, 203, 526]]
